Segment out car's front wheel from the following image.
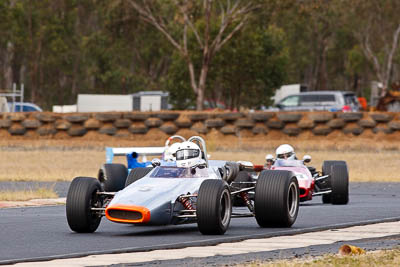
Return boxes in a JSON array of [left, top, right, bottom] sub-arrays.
[[66, 177, 102, 233], [197, 179, 232, 235]]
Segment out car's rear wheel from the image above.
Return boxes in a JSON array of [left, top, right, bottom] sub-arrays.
[[224, 161, 239, 183], [330, 164, 349, 204], [125, 167, 152, 187], [322, 161, 348, 205], [254, 170, 299, 227], [197, 179, 232, 235], [322, 194, 331, 203], [66, 177, 102, 233], [98, 163, 128, 192]]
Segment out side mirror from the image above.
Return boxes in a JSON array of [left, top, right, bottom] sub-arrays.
[[303, 155, 311, 163], [151, 158, 161, 167]]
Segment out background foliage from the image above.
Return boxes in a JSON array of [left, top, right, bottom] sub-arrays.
[[0, 0, 399, 110]]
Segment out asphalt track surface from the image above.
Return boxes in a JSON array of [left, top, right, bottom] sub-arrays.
[[0, 182, 399, 264]]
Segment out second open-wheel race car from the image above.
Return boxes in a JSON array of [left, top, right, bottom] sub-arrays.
[[66, 136, 300, 235], [233, 152, 349, 206]]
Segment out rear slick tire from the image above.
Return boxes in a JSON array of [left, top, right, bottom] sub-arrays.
[[197, 179, 232, 235], [66, 177, 102, 233], [254, 170, 299, 227], [330, 164, 349, 205], [98, 163, 128, 192], [125, 167, 152, 187], [321, 161, 344, 204]]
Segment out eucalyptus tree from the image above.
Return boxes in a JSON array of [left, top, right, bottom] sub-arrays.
[[123, 0, 261, 110], [343, 0, 400, 95]]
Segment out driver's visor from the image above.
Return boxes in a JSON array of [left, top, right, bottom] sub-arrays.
[[176, 149, 200, 160], [277, 152, 293, 159]]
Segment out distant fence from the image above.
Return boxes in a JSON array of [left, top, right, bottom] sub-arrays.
[[0, 111, 399, 139]]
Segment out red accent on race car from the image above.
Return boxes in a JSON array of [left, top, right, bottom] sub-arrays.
[[299, 187, 307, 198], [253, 165, 265, 172], [105, 204, 151, 224], [299, 187, 313, 201]]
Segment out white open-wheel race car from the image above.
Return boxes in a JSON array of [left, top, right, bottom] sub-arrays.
[[248, 154, 350, 205], [66, 136, 300, 235]]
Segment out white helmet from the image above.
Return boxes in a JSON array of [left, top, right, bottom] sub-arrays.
[[176, 141, 202, 168], [276, 144, 296, 160], [265, 154, 274, 161], [164, 142, 181, 162]]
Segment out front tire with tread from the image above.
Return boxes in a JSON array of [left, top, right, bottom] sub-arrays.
[[197, 179, 232, 235], [66, 177, 102, 233]]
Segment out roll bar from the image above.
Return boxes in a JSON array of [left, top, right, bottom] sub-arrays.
[[188, 136, 209, 167]]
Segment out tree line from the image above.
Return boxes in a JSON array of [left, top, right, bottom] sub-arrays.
[[0, 0, 399, 111]]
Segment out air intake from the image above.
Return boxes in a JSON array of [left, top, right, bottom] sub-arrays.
[[105, 205, 151, 223], [108, 209, 142, 221]]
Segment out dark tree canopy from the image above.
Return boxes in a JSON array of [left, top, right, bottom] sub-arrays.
[[0, 0, 399, 110]]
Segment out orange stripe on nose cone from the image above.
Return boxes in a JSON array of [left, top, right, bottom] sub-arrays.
[[105, 204, 151, 224]]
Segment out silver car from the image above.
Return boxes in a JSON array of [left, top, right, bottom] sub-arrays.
[[276, 91, 360, 112], [66, 136, 300, 235]]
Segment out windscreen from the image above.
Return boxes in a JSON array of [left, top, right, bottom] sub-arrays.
[[150, 166, 208, 178], [273, 159, 305, 167]]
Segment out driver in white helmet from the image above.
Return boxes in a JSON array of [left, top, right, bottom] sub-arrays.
[[275, 144, 297, 160], [264, 154, 274, 169], [175, 141, 204, 168]]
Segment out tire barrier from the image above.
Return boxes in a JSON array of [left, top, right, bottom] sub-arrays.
[[0, 111, 399, 139]]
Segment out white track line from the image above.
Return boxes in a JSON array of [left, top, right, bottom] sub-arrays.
[[9, 221, 400, 267]]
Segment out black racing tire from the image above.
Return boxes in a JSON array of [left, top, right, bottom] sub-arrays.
[[98, 163, 128, 192], [330, 164, 349, 205], [66, 177, 102, 233], [197, 179, 232, 235], [322, 194, 331, 203], [225, 161, 239, 183], [254, 170, 299, 227], [322, 161, 348, 205], [232, 171, 253, 206], [125, 167, 152, 187]]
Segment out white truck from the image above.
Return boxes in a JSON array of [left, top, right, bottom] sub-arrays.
[[73, 91, 169, 112], [272, 84, 308, 105]]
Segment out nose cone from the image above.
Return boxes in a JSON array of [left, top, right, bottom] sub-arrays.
[[106, 177, 206, 224], [105, 204, 150, 224]]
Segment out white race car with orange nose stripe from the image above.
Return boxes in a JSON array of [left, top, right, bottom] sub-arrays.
[[66, 136, 300, 235]]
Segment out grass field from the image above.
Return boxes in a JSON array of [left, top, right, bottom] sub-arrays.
[[0, 188, 58, 201], [0, 145, 399, 182], [245, 248, 400, 267]]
